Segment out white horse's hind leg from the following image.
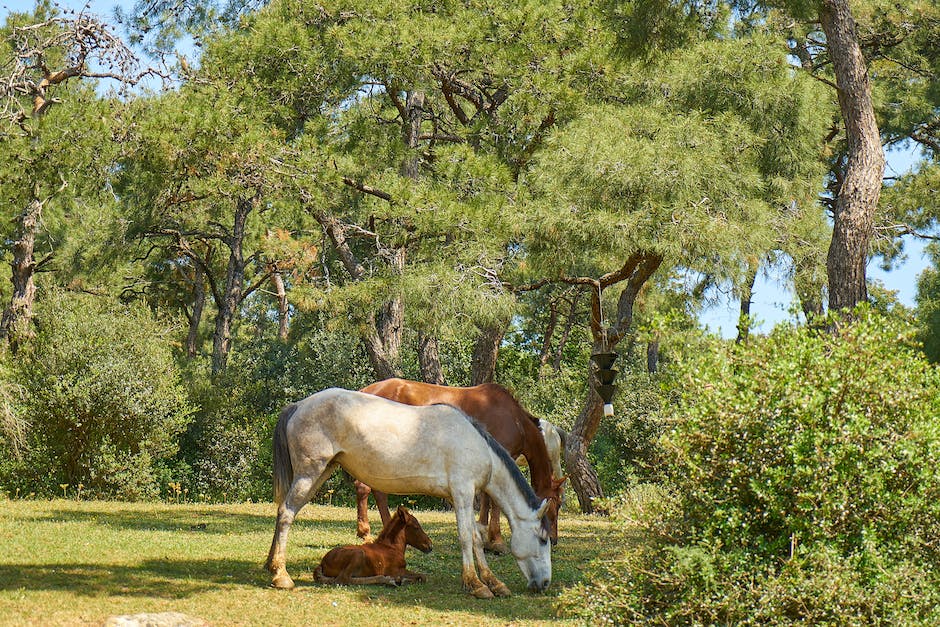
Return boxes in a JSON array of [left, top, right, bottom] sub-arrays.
[[453, 492, 494, 599], [268, 461, 336, 589]]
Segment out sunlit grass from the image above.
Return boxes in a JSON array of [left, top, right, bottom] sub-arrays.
[[0, 499, 613, 626]]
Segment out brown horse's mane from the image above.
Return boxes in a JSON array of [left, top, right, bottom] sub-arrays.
[[477, 382, 541, 428]]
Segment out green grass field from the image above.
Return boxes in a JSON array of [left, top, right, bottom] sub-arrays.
[[0, 499, 613, 626]]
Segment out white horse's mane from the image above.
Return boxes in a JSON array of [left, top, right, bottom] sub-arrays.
[[432, 402, 542, 511]]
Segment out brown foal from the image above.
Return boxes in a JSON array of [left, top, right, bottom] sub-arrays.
[[314, 505, 432, 586]]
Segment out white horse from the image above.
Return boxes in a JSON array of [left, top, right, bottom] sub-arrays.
[[265, 388, 552, 598]]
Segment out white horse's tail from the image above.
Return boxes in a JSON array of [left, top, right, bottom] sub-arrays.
[[272, 402, 298, 506]]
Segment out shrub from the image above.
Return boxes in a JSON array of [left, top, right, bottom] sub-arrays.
[[4, 291, 195, 499], [559, 309, 940, 623]]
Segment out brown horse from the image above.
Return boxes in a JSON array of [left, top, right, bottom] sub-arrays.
[[356, 378, 566, 553], [315, 505, 432, 586]]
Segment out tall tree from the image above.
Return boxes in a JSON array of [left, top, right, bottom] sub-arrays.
[[521, 37, 830, 511], [818, 0, 885, 311], [0, 8, 141, 351]]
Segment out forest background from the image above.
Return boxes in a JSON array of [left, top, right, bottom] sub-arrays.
[[2, 0, 940, 622]]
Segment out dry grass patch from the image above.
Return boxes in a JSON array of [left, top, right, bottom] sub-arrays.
[[0, 499, 613, 626]]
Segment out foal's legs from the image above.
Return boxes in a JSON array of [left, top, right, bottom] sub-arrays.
[[267, 461, 335, 589]]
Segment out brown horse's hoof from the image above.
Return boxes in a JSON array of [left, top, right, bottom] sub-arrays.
[[271, 572, 295, 590], [484, 541, 508, 555]]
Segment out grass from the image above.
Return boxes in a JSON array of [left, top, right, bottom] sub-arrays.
[[0, 499, 614, 626]]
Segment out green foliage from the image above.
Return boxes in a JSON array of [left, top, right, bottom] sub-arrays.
[[2, 291, 194, 499], [524, 35, 829, 288], [560, 311, 940, 623], [915, 242, 940, 362]]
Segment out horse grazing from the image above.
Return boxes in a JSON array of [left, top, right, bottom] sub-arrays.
[[265, 388, 552, 598], [314, 505, 432, 586], [356, 378, 566, 554]]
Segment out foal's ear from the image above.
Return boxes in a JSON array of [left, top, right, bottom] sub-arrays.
[[536, 499, 550, 519]]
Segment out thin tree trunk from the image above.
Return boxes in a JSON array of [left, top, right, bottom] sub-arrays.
[[418, 332, 445, 385], [314, 211, 404, 380], [820, 0, 885, 312], [647, 339, 660, 374], [538, 299, 559, 371], [0, 195, 41, 353], [736, 263, 758, 344], [272, 271, 290, 341], [553, 288, 582, 371], [401, 91, 426, 178], [211, 196, 253, 376], [186, 260, 207, 359]]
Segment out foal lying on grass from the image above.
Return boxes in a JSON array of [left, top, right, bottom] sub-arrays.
[[314, 505, 432, 586]]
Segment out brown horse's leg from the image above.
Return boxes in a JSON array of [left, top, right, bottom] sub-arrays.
[[355, 480, 372, 539], [374, 490, 391, 526], [479, 495, 507, 554]]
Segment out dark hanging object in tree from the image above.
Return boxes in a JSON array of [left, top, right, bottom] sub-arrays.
[[590, 352, 618, 416]]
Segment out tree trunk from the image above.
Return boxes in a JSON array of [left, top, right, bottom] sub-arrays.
[[401, 91, 426, 178], [820, 0, 885, 312], [418, 332, 445, 384], [272, 271, 290, 341], [471, 320, 507, 385], [646, 339, 660, 374], [211, 196, 252, 376], [538, 299, 559, 371], [186, 259, 207, 359], [564, 387, 607, 514], [553, 288, 582, 371], [736, 263, 758, 344], [567, 252, 662, 514], [0, 196, 41, 353]]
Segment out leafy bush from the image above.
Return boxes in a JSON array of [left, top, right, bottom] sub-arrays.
[[559, 310, 940, 623], [3, 291, 194, 499]]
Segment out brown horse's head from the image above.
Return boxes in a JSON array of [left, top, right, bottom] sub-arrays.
[[398, 505, 434, 553], [544, 476, 567, 546]]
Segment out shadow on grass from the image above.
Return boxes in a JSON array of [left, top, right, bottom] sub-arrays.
[[0, 558, 269, 598], [35, 507, 274, 536]]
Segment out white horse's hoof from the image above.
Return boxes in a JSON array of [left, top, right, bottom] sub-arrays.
[[271, 573, 295, 590]]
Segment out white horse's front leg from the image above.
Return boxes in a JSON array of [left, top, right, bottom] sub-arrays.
[[454, 493, 494, 599], [471, 515, 511, 597]]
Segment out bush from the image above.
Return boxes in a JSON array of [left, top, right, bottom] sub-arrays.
[[3, 291, 194, 499], [559, 310, 940, 623]]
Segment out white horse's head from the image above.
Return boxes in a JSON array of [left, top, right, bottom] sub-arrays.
[[510, 499, 552, 592]]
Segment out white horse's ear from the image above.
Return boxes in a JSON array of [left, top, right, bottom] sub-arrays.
[[536, 499, 550, 519]]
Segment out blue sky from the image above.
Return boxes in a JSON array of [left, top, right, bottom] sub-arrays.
[[4, 0, 933, 338]]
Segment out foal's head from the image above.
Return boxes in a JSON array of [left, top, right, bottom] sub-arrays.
[[382, 505, 433, 553]]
